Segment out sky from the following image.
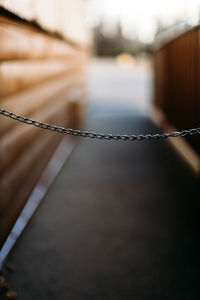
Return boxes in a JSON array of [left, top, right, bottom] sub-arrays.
[[86, 0, 200, 42]]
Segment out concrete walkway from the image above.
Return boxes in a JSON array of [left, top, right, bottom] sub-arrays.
[[5, 60, 200, 299]]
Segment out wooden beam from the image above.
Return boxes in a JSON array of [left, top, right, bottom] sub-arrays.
[[0, 59, 84, 97], [0, 92, 71, 174], [0, 16, 79, 60], [0, 72, 84, 134]]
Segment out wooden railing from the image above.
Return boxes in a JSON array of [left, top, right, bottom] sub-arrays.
[[0, 15, 87, 246], [154, 26, 200, 154]]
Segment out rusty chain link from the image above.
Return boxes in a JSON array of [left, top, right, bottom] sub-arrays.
[[0, 107, 200, 141]]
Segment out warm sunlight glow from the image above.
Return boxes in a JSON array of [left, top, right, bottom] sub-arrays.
[[116, 53, 135, 69]]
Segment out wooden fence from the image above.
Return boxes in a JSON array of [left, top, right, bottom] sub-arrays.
[[154, 26, 200, 154], [0, 15, 87, 246]]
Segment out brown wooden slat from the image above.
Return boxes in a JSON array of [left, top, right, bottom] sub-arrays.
[[155, 28, 199, 128], [0, 110, 66, 207], [0, 129, 63, 245], [0, 72, 84, 135], [154, 26, 200, 153], [0, 14, 87, 248], [0, 133, 62, 245], [0, 16, 79, 60], [0, 59, 84, 97], [0, 94, 84, 246], [0, 90, 72, 174]]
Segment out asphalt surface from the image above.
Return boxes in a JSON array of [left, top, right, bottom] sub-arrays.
[[4, 60, 200, 299]]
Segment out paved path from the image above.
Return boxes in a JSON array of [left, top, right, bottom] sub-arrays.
[[5, 60, 200, 299]]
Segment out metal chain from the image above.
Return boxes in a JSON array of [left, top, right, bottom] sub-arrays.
[[0, 107, 200, 141]]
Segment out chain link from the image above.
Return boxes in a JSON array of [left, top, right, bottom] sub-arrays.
[[0, 107, 200, 141]]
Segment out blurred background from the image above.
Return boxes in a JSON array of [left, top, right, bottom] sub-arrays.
[[87, 0, 200, 55], [1, 0, 200, 299], [86, 0, 200, 110]]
